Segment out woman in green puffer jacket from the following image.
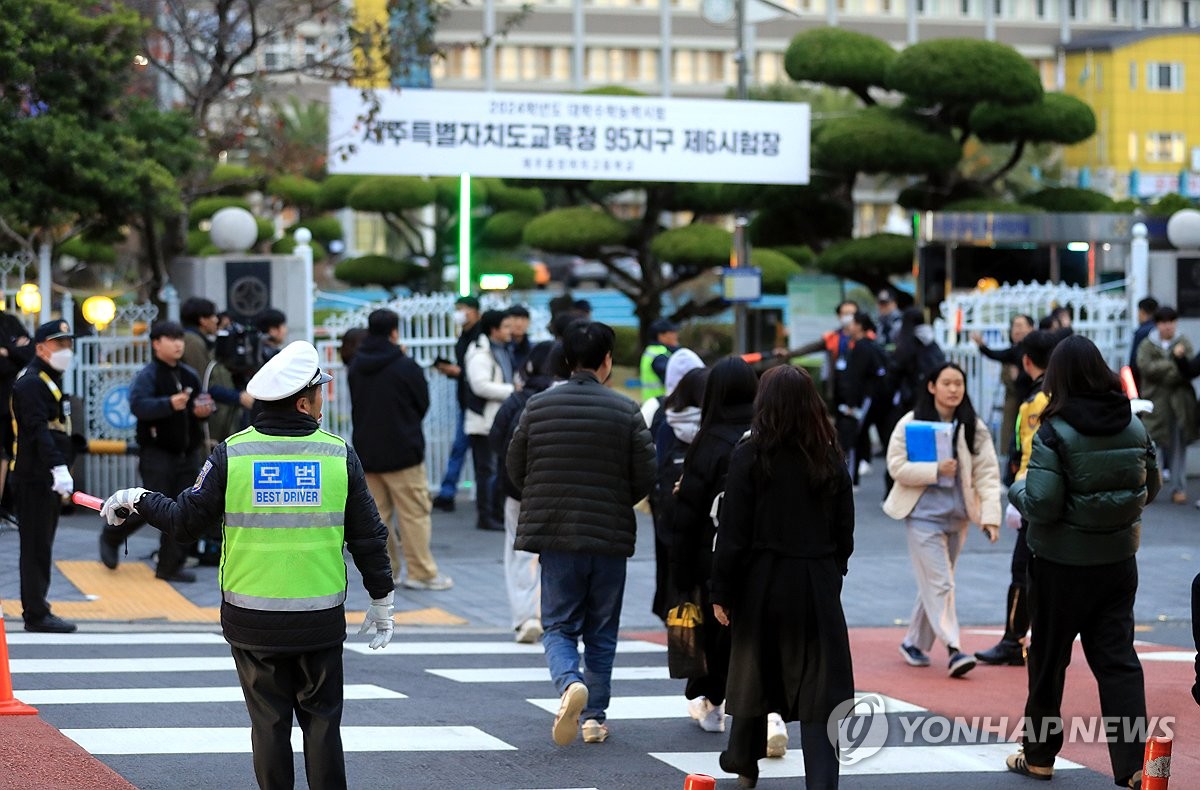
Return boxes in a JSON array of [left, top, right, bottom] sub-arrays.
[[1005, 335, 1161, 789]]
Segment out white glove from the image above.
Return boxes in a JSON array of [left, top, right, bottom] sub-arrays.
[[50, 465, 73, 497], [101, 487, 149, 526], [357, 590, 394, 650], [1005, 503, 1023, 530]]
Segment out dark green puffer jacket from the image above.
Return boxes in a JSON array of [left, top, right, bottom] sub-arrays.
[[1009, 390, 1160, 566]]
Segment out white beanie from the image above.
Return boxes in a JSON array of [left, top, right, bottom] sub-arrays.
[[664, 348, 704, 397]]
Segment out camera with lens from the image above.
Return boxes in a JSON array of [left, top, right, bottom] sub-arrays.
[[214, 322, 263, 377]]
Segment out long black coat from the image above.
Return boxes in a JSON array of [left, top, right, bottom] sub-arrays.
[[711, 441, 855, 723]]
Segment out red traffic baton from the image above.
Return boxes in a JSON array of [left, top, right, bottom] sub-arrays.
[[682, 775, 716, 790], [72, 491, 130, 519], [1143, 735, 1171, 789]]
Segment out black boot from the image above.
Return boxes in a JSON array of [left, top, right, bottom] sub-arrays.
[[975, 584, 1027, 666]]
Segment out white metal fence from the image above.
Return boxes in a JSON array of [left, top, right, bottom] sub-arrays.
[[932, 282, 1131, 446]]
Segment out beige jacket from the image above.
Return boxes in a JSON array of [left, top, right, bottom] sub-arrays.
[[883, 411, 1002, 527]]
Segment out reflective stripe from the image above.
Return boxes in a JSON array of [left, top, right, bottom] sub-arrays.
[[227, 440, 347, 458], [225, 511, 343, 529], [223, 590, 347, 611]]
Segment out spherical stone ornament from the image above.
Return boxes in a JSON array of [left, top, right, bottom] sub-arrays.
[[293, 227, 313, 245], [209, 207, 259, 253], [1166, 209, 1200, 250]]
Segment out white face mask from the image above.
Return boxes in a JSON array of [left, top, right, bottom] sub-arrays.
[[839, 314, 854, 328], [48, 348, 74, 372], [452, 310, 467, 327]]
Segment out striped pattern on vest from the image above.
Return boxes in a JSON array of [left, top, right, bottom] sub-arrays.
[[222, 427, 350, 612]]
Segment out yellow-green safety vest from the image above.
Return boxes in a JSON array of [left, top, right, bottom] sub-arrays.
[[640, 344, 669, 399], [222, 427, 349, 612]]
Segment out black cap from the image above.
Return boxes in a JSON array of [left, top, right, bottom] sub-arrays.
[[455, 295, 480, 310], [149, 320, 185, 340], [33, 320, 73, 344], [650, 318, 679, 336], [877, 288, 897, 304]]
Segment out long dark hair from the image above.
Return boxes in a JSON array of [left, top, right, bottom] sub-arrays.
[[687, 357, 757, 458], [665, 367, 709, 412], [1039, 334, 1122, 423], [912, 362, 978, 451], [751, 365, 843, 485]]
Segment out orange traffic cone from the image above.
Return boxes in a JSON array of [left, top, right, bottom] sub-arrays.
[[0, 606, 37, 715], [683, 775, 716, 790], [1143, 736, 1172, 790]]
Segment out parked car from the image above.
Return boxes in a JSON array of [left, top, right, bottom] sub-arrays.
[[567, 258, 610, 288]]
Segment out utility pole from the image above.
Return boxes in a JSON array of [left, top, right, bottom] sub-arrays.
[[733, 0, 750, 355]]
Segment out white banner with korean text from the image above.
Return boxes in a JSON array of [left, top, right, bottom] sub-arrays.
[[329, 87, 809, 185]]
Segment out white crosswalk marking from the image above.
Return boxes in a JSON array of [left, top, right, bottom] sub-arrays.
[[429, 666, 670, 683], [344, 639, 666, 656], [649, 744, 1087, 778], [526, 693, 925, 720], [62, 726, 516, 754], [4, 632, 226, 646], [1137, 650, 1197, 662], [20, 684, 405, 705], [9, 656, 235, 674]]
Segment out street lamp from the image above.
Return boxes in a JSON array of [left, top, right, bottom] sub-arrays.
[[82, 295, 117, 332], [15, 284, 40, 316]]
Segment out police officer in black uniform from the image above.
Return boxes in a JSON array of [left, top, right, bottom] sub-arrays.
[[102, 341, 395, 790], [12, 320, 77, 633]]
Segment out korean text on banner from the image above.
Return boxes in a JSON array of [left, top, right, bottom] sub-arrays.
[[328, 87, 809, 186]]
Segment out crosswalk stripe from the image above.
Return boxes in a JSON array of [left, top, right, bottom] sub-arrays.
[[428, 666, 670, 683], [4, 632, 226, 646], [1137, 651, 1196, 662], [61, 726, 516, 755], [526, 693, 925, 720], [10, 657, 234, 674], [18, 684, 406, 705], [345, 639, 666, 656], [649, 743, 1085, 778]]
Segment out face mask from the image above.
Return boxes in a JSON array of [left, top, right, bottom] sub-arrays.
[[839, 314, 854, 328], [48, 348, 74, 372], [453, 310, 467, 327]]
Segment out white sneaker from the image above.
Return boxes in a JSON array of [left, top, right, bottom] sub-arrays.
[[766, 712, 788, 758], [515, 619, 543, 644], [581, 718, 609, 743], [858, 460, 873, 477], [687, 697, 725, 732], [402, 574, 454, 591]]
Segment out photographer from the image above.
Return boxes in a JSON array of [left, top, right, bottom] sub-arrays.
[[255, 308, 288, 362], [181, 297, 253, 446]]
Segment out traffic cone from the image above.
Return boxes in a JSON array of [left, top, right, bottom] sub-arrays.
[[0, 607, 36, 715], [1143, 735, 1171, 789], [683, 775, 716, 790]]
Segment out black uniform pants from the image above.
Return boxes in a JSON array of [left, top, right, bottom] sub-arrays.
[[1022, 555, 1146, 785], [231, 643, 346, 790], [103, 446, 201, 576], [15, 482, 61, 624], [724, 714, 838, 789], [467, 434, 498, 529]]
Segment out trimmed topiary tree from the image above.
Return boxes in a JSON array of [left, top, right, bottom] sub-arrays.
[[522, 207, 628, 256], [1022, 187, 1115, 213], [267, 175, 322, 210], [288, 216, 343, 244], [188, 196, 251, 226], [315, 174, 367, 211], [754, 248, 805, 294], [334, 255, 424, 292], [784, 28, 897, 105], [481, 211, 534, 248], [817, 234, 914, 293], [649, 224, 732, 270], [271, 236, 328, 261]]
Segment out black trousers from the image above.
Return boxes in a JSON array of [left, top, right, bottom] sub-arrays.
[[104, 446, 202, 576], [724, 714, 838, 789], [1022, 555, 1146, 785], [467, 434, 497, 529], [15, 482, 61, 624], [1011, 524, 1031, 586], [230, 643, 346, 790], [684, 584, 731, 706], [835, 415, 861, 485]]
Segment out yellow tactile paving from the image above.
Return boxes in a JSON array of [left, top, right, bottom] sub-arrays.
[[1, 560, 468, 627]]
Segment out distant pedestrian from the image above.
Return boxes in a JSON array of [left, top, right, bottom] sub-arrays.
[[506, 305, 532, 372], [884, 362, 1001, 678], [671, 357, 758, 738], [12, 320, 77, 633], [255, 308, 288, 362], [1136, 305, 1195, 504], [640, 318, 681, 400], [349, 309, 452, 591], [971, 313, 1035, 457], [711, 365, 854, 790], [489, 341, 559, 643], [1129, 296, 1159, 389], [433, 295, 482, 512], [875, 288, 903, 347], [834, 312, 888, 485], [507, 321, 656, 746], [465, 309, 515, 531], [101, 321, 213, 582], [1005, 334, 1158, 787]]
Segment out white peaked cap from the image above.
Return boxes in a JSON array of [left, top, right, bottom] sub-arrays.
[[246, 341, 333, 401]]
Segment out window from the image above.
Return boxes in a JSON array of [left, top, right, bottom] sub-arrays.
[[1145, 132, 1185, 163], [264, 51, 278, 69], [1109, 0, 1120, 19], [994, 0, 1004, 15], [1128, 132, 1138, 163], [1068, 0, 1086, 19], [1140, 0, 1156, 22], [961, 0, 971, 14], [1036, 0, 1046, 17], [304, 36, 318, 68], [1147, 61, 1183, 90], [1130, 60, 1137, 89], [1186, 0, 1193, 25]]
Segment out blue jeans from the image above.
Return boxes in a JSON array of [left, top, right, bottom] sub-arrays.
[[540, 551, 627, 724], [438, 408, 470, 499]]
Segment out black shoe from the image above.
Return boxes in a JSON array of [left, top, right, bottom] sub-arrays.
[[24, 614, 77, 633], [976, 639, 1026, 666], [99, 535, 120, 570], [157, 569, 196, 583], [719, 751, 758, 788], [948, 650, 977, 678], [432, 495, 456, 512]]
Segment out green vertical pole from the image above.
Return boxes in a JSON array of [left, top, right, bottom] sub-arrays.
[[459, 172, 472, 297]]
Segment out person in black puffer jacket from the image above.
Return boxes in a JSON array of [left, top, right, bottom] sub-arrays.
[[507, 321, 656, 745], [489, 341, 560, 643], [349, 309, 451, 591], [1006, 335, 1161, 788], [672, 357, 757, 738]]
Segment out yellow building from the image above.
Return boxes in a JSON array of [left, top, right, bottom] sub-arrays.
[[1063, 29, 1200, 200]]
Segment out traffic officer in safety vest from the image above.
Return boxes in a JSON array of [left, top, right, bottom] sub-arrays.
[[102, 340, 395, 790]]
